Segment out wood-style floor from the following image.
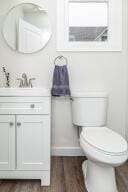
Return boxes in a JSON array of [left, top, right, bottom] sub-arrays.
[[0, 157, 127, 192]]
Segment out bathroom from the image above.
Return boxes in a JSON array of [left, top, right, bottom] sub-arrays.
[[0, 0, 127, 191]]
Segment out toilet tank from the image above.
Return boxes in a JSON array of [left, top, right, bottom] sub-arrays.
[[71, 92, 108, 127]]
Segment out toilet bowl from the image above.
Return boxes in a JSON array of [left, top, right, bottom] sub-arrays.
[[71, 91, 128, 192], [80, 127, 128, 192]]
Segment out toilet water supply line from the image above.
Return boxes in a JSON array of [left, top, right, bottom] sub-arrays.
[[78, 126, 82, 139]]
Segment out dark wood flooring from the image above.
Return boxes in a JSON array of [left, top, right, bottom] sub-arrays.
[[0, 157, 127, 192]]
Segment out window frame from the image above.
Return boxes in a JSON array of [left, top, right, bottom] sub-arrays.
[[57, 0, 122, 52]]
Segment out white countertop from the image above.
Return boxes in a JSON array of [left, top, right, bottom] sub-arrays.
[[0, 88, 51, 97]]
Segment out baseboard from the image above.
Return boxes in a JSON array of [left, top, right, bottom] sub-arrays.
[[52, 146, 84, 156]]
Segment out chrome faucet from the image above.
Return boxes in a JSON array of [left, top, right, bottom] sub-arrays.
[[16, 73, 36, 88]]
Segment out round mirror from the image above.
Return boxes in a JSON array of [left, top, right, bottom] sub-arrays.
[[3, 3, 52, 54]]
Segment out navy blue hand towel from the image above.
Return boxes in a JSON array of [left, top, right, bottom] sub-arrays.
[[51, 65, 71, 96]]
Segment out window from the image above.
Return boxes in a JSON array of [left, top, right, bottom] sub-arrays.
[[57, 0, 122, 51]]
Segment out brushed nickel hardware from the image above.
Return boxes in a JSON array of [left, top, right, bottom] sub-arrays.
[[17, 122, 21, 126], [16, 73, 36, 88], [54, 56, 68, 66], [22, 73, 29, 87], [28, 78, 36, 88], [9, 122, 14, 126], [30, 104, 35, 109]]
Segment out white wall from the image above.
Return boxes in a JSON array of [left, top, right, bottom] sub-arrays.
[[0, 0, 128, 155], [125, 0, 128, 141]]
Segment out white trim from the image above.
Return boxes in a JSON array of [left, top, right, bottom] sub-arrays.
[[0, 170, 50, 186], [69, 0, 108, 3], [52, 146, 84, 156], [57, 0, 122, 51]]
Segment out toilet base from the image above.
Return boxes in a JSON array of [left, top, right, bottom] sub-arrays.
[[82, 160, 118, 192]]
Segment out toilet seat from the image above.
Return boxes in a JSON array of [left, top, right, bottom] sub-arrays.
[[81, 126, 128, 156]]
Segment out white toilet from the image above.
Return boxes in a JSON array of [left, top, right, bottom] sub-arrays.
[[71, 91, 128, 192]]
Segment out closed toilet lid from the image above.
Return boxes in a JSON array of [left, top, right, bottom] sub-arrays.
[[81, 127, 128, 155]]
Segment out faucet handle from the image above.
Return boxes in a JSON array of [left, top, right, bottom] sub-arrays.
[[16, 78, 23, 88], [28, 78, 36, 88]]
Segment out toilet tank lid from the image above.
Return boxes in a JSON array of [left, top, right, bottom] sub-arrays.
[[71, 91, 108, 98]]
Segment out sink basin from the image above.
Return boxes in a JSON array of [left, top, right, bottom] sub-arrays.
[[0, 88, 50, 97]]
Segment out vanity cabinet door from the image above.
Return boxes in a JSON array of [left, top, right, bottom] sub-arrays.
[[0, 115, 15, 170], [17, 115, 50, 170]]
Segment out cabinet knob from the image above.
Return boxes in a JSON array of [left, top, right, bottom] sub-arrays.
[[30, 104, 35, 109], [17, 122, 21, 126], [9, 122, 14, 126]]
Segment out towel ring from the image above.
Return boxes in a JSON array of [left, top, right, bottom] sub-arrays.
[[54, 56, 68, 66]]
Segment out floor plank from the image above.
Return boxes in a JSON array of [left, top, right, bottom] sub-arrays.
[[63, 157, 86, 192], [116, 161, 128, 192], [0, 157, 127, 192]]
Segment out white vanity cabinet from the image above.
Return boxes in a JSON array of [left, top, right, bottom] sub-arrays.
[[0, 115, 15, 170], [0, 89, 51, 186], [17, 115, 50, 171]]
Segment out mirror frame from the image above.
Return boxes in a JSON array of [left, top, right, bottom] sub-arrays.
[[57, 0, 122, 52], [2, 0, 52, 54]]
